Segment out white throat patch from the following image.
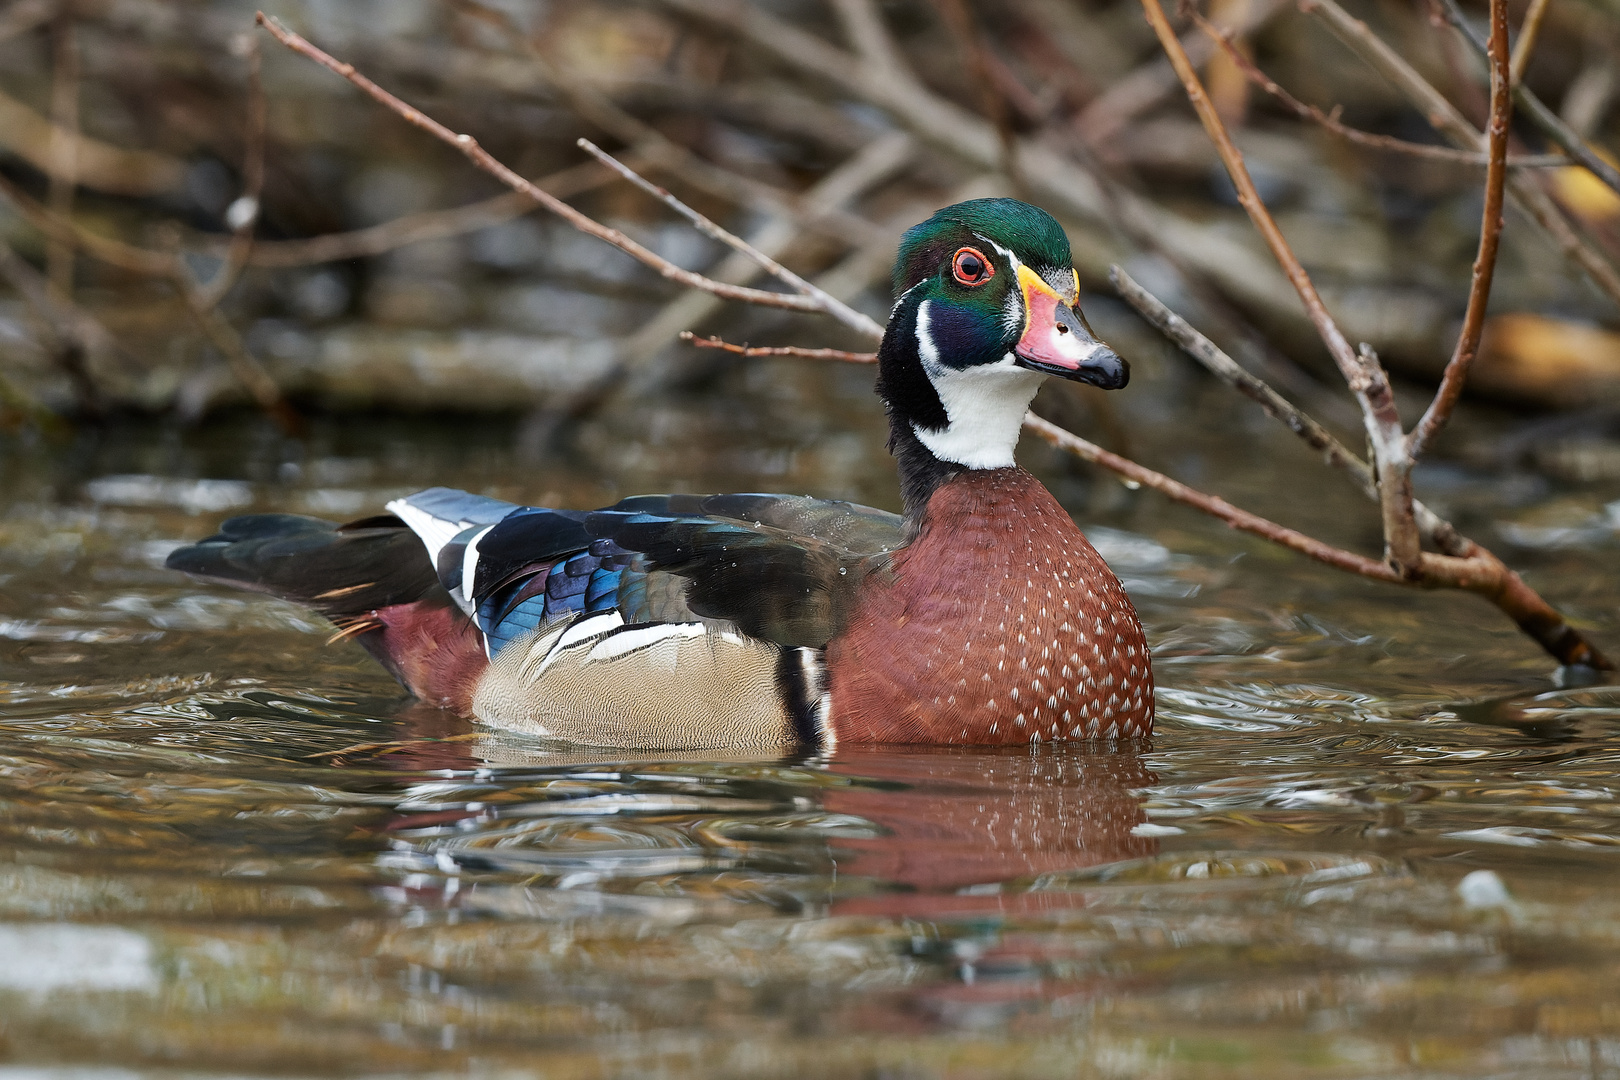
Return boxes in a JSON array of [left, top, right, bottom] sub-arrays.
[[910, 299, 1044, 470]]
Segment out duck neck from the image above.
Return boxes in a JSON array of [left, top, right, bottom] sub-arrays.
[[888, 420, 967, 528]]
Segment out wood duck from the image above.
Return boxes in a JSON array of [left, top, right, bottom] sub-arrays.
[[169, 198, 1154, 750]]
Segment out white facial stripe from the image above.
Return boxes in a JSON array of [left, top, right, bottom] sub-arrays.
[[915, 299, 940, 365], [976, 234, 1022, 273]]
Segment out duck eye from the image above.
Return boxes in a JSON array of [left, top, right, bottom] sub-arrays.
[[951, 247, 993, 287]]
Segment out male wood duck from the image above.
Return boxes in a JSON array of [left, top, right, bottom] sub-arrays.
[[169, 198, 1154, 750]]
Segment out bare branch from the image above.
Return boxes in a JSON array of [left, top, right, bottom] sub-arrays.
[[1111, 265, 1373, 497], [1141, 0, 1422, 575], [681, 332, 876, 362], [1408, 0, 1510, 458], [576, 137, 888, 339], [1022, 413, 1400, 579], [1112, 265, 1470, 556], [256, 13, 830, 317]]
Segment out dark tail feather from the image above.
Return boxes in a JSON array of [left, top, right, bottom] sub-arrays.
[[168, 513, 486, 711], [165, 513, 439, 616]]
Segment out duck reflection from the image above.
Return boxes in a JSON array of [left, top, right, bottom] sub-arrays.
[[822, 745, 1155, 916], [373, 705, 1155, 918]]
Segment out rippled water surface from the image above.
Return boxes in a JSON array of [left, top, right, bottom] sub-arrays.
[[5, 365, 1620, 1078]]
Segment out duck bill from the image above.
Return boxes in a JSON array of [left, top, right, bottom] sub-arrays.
[[1012, 265, 1129, 389]]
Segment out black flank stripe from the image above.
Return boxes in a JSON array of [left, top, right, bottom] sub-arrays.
[[775, 647, 825, 749]]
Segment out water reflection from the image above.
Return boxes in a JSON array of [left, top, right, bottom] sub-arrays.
[[373, 705, 1156, 920]]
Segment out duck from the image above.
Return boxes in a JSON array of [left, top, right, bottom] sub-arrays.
[[168, 198, 1155, 751]]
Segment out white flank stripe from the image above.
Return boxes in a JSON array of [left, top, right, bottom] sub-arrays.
[[584, 622, 707, 662], [533, 612, 624, 677], [555, 612, 623, 652]]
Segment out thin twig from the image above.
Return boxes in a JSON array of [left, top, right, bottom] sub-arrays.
[[256, 13, 829, 318], [1023, 413, 1401, 579], [576, 138, 885, 339], [681, 332, 876, 362], [1111, 265, 1471, 555], [1191, 8, 1563, 167], [1408, 0, 1510, 458], [1111, 265, 1374, 497], [1023, 413, 1607, 668], [1141, 0, 1421, 577], [1435, 0, 1620, 204], [1509, 0, 1552, 86]]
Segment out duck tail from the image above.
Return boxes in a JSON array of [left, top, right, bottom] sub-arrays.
[[167, 514, 486, 711]]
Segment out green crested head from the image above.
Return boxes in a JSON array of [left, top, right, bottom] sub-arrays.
[[892, 198, 1074, 298], [876, 197, 1128, 488]]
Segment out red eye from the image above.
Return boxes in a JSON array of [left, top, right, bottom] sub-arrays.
[[952, 247, 993, 286]]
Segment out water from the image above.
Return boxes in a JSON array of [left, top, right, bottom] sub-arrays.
[[4, 359, 1620, 1078]]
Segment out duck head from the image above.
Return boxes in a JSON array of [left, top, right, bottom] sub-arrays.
[[876, 199, 1126, 501]]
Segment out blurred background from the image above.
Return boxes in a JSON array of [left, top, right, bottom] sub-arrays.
[[7, 3, 1620, 1075], [1, 0, 1618, 428]]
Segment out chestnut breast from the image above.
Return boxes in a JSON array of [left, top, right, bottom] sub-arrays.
[[825, 468, 1153, 744]]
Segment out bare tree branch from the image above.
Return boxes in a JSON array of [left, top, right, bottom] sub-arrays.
[[1409, 0, 1511, 458], [1141, 0, 1421, 577]]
